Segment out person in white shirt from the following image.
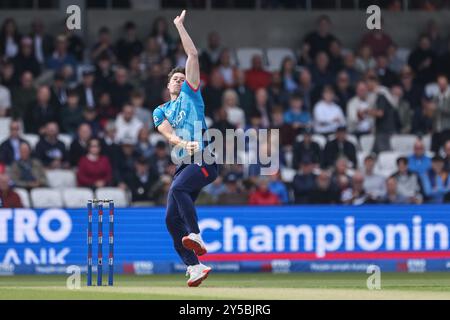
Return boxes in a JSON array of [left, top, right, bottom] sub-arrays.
[[313, 85, 346, 135], [115, 104, 144, 144], [221, 89, 245, 129], [0, 84, 11, 117], [362, 154, 386, 202], [346, 80, 373, 136]]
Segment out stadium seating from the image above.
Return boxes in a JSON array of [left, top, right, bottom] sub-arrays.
[[46, 170, 77, 189], [14, 188, 31, 208], [357, 151, 368, 170], [390, 134, 417, 155], [360, 135, 375, 154], [95, 187, 129, 207], [374, 151, 401, 178], [22, 134, 40, 149], [30, 188, 64, 208], [58, 134, 73, 149], [235, 47, 265, 70], [62, 188, 94, 208], [266, 47, 295, 71], [0, 117, 11, 142]]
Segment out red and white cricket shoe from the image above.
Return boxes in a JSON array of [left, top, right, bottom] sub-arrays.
[[186, 264, 212, 287], [182, 233, 207, 256]]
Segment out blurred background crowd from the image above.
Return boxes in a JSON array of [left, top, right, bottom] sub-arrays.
[[1, 4, 450, 207]]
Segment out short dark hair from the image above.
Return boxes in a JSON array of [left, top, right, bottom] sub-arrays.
[[397, 157, 408, 165], [167, 67, 186, 83]]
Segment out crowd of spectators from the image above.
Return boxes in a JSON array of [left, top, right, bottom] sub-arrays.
[[1, 14, 450, 208]]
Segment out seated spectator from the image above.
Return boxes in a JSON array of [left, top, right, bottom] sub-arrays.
[[341, 171, 370, 205], [10, 71, 36, 119], [212, 106, 235, 135], [10, 142, 47, 189], [292, 127, 322, 169], [355, 45, 376, 74], [408, 140, 432, 175], [124, 157, 159, 203], [35, 122, 68, 169], [408, 34, 437, 85], [313, 86, 346, 135], [115, 104, 144, 145], [115, 138, 139, 188], [234, 69, 254, 113], [222, 89, 245, 129], [12, 37, 41, 78], [400, 65, 424, 113], [61, 89, 83, 135], [77, 138, 112, 188], [271, 106, 297, 147], [431, 74, 450, 154], [141, 36, 162, 70], [283, 93, 311, 132], [82, 107, 102, 137], [248, 177, 280, 205], [322, 126, 357, 169], [144, 63, 166, 108], [421, 156, 450, 203], [347, 81, 373, 137], [280, 56, 298, 92], [310, 171, 341, 204], [202, 69, 224, 118], [391, 157, 424, 204], [444, 140, 450, 171], [412, 96, 435, 135], [116, 21, 143, 67], [0, 173, 23, 208], [342, 52, 360, 86], [330, 156, 352, 191], [362, 154, 386, 202], [0, 120, 26, 166], [268, 71, 289, 108], [94, 53, 113, 90], [387, 43, 406, 74], [217, 173, 248, 205], [199, 31, 222, 73], [108, 66, 133, 110], [251, 88, 272, 128], [130, 90, 152, 129], [76, 68, 100, 109], [375, 55, 399, 87], [204, 175, 226, 203], [334, 71, 354, 114], [135, 127, 154, 160], [328, 39, 344, 73], [69, 123, 92, 167], [292, 157, 317, 204], [91, 26, 116, 63], [390, 83, 413, 134], [297, 68, 317, 112], [24, 85, 59, 135], [268, 171, 290, 204], [360, 25, 393, 57], [217, 48, 237, 88], [310, 51, 335, 88], [382, 177, 409, 204], [49, 72, 67, 109], [245, 54, 271, 91], [46, 35, 77, 74]]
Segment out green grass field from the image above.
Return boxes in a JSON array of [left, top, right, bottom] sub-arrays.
[[1, 273, 450, 300]]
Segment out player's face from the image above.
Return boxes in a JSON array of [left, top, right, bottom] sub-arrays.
[[168, 72, 186, 96]]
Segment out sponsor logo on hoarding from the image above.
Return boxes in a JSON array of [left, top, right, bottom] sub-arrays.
[[407, 259, 426, 273], [133, 261, 154, 275]]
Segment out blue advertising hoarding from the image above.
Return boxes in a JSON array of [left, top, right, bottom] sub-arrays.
[[1, 205, 450, 274]]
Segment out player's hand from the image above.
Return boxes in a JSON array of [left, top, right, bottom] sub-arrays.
[[185, 141, 199, 156], [174, 10, 186, 27]]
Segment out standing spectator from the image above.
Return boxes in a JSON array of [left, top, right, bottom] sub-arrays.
[[77, 138, 112, 188], [347, 81, 373, 137], [115, 104, 144, 144], [421, 156, 450, 203], [200, 31, 222, 74], [100, 121, 121, 184], [408, 140, 432, 176], [35, 122, 68, 169], [313, 86, 346, 135], [0, 173, 23, 208], [69, 123, 92, 167], [46, 35, 78, 74], [245, 54, 271, 91], [431, 74, 450, 153], [12, 37, 41, 78], [115, 21, 143, 66], [76, 68, 100, 109], [362, 154, 386, 202], [10, 142, 47, 189], [322, 126, 357, 169], [10, 72, 35, 119], [248, 177, 280, 205], [391, 156, 424, 204], [124, 157, 159, 202], [292, 157, 317, 204], [91, 27, 116, 63], [408, 35, 437, 85], [24, 85, 59, 134], [109, 66, 133, 110], [359, 24, 393, 57], [60, 89, 83, 135], [303, 15, 337, 60], [0, 82, 11, 117], [0, 120, 26, 166], [30, 19, 54, 65], [0, 18, 21, 60]]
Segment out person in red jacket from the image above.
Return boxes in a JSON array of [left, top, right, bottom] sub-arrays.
[[248, 176, 280, 205], [0, 173, 23, 208], [245, 54, 271, 91], [77, 138, 112, 188]]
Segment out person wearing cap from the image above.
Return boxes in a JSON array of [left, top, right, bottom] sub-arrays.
[[292, 156, 317, 204], [76, 67, 99, 109], [421, 155, 450, 203], [216, 173, 248, 205], [322, 125, 357, 169], [12, 36, 41, 77], [123, 157, 159, 203]]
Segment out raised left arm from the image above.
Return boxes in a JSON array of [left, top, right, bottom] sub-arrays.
[[174, 10, 200, 90]]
